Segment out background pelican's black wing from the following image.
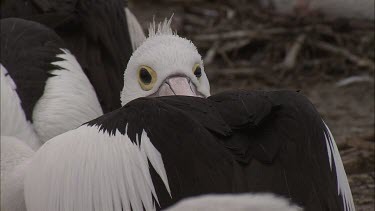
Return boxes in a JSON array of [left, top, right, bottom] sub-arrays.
[[209, 90, 354, 211], [2, 0, 134, 113], [0, 18, 65, 120]]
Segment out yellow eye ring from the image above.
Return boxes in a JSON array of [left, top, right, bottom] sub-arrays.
[[193, 64, 202, 79], [138, 66, 157, 91]]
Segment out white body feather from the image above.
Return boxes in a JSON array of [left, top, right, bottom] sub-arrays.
[[32, 49, 103, 143], [0, 65, 41, 150], [24, 124, 171, 211], [163, 193, 302, 211], [125, 8, 147, 50], [324, 123, 355, 211], [1, 136, 34, 211]]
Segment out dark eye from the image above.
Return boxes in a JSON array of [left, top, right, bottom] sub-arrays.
[[139, 68, 152, 84], [193, 64, 202, 78], [138, 66, 157, 91]]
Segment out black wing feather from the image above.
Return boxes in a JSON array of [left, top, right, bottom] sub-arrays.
[[208, 90, 277, 129], [220, 90, 344, 210]]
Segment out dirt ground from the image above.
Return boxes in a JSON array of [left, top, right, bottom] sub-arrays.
[[130, 1, 374, 210]]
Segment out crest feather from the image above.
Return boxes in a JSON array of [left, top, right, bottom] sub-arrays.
[[148, 16, 175, 37]]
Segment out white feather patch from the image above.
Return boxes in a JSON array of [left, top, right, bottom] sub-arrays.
[[163, 193, 302, 211], [24, 124, 171, 211], [1, 136, 34, 211], [125, 8, 147, 50], [323, 122, 355, 211], [0, 64, 42, 150], [32, 49, 103, 143]]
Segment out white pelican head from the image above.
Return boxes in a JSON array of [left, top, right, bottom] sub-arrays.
[[121, 18, 210, 106]]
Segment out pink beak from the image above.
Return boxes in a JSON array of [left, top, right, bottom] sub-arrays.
[[154, 76, 202, 97]]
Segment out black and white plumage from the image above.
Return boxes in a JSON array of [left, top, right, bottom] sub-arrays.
[[0, 18, 103, 211], [25, 91, 354, 211], [0, 18, 64, 122], [0, 18, 103, 145], [1, 0, 146, 142], [1, 2, 144, 207], [1, 13, 354, 211], [1, 0, 145, 113]]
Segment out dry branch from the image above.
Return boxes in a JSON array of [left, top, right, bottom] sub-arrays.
[[192, 28, 287, 41], [204, 41, 220, 65], [313, 41, 375, 70], [336, 75, 374, 87], [179, 0, 374, 85], [280, 34, 306, 70], [218, 39, 252, 52]]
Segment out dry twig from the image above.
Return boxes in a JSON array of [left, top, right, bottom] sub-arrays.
[[180, 0, 374, 85], [280, 34, 306, 70], [204, 41, 220, 65], [336, 75, 374, 87], [313, 41, 375, 70], [192, 28, 287, 41]]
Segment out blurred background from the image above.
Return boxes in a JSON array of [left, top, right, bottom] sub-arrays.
[[128, 0, 374, 210]]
